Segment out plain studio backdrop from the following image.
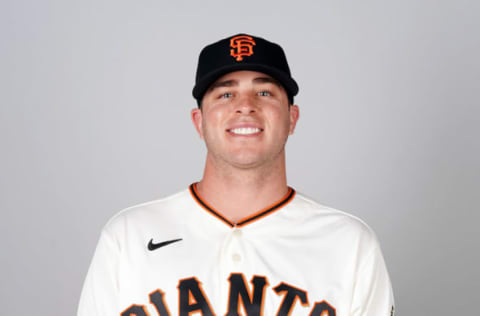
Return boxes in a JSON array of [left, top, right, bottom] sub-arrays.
[[1, 0, 479, 315]]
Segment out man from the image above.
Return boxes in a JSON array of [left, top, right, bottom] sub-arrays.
[[78, 34, 395, 316]]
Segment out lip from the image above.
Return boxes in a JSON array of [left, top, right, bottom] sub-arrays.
[[226, 123, 264, 131], [226, 123, 264, 136]]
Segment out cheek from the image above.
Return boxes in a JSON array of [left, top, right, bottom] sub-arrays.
[[267, 109, 291, 133], [202, 109, 226, 137], [212, 107, 227, 123]]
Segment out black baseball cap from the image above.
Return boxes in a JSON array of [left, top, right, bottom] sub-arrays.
[[192, 33, 299, 106]]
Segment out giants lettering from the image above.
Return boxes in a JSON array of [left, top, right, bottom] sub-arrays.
[[226, 274, 268, 316], [121, 274, 336, 316], [121, 304, 149, 316], [274, 282, 309, 315], [178, 277, 215, 316], [150, 290, 171, 316]]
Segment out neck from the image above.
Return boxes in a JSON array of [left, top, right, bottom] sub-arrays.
[[196, 153, 289, 223]]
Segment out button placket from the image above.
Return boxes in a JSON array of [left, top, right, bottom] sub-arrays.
[[230, 227, 243, 264], [232, 253, 242, 262]]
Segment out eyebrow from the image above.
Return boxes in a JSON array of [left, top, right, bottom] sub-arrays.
[[252, 77, 282, 87], [208, 76, 282, 93], [208, 79, 237, 91]]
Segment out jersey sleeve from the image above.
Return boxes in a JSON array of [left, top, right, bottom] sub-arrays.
[[77, 226, 121, 316], [350, 239, 395, 316]]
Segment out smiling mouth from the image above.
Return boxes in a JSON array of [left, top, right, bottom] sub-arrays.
[[227, 127, 263, 135]]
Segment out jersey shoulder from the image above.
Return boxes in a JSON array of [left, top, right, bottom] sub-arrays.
[[293, 192, 372, 225], [101, 188, 191, 236], [291, 191, 381, 246]]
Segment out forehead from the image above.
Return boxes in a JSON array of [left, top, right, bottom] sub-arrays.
[[212, 70, 276, 85]]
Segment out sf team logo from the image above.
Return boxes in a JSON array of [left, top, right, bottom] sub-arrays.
[[230, 35, 256, 61]]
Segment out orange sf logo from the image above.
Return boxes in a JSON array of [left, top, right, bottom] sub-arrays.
[[230, 35, 256, 61]]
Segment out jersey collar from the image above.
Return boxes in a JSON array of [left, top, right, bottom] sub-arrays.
[[189, 183, 296, 228]]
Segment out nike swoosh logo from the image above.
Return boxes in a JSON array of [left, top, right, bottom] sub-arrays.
[[148, 238, 182, 251]]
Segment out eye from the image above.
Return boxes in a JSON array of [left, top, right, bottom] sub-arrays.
[[220, 92, 233, 99], [258, 91, 271, 97]]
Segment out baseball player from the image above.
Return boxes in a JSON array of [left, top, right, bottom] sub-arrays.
[[78, 34, 395, 316]]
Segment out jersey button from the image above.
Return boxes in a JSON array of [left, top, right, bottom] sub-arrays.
[[232, 228, 242, 237], [232, 253, 242, 262]]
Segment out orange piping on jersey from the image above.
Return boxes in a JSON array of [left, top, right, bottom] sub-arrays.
[[188, 183, 295, 228], [236, 188, 295, 227], [189, 183, 233, 227]]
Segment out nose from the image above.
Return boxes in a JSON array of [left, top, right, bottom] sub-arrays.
[[234, 93, 257, 114]]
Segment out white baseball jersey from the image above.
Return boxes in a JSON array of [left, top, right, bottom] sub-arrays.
[[78, 184, 394, 316]]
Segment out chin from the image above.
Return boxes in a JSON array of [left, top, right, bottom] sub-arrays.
[[229, 160, 265, 170], [225, 153, 271, 169]]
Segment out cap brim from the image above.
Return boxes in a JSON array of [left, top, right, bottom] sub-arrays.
[[192, 63, 299, 101]]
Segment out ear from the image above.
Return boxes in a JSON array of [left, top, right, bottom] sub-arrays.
[[288, 104, 300, 135], [191, 108, 204, 139]]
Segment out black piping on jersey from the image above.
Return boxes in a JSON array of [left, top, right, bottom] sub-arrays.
[[189, 183, 296, 228], [189, 183, 232, 227]]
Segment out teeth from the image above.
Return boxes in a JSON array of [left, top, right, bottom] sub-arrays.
[[230, 127, 261, 135]]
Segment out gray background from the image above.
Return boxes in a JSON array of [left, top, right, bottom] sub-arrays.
[[1, 0, 479, 315]]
